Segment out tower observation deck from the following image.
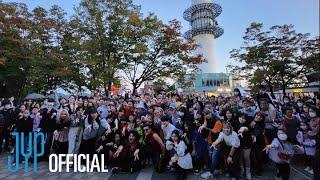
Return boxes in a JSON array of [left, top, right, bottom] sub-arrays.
[[184, 0, 224, 73]]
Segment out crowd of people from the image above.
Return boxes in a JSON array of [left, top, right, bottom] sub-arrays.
[[0, 85, 319, 180]]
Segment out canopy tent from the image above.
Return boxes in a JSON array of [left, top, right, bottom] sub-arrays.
[[25, 93, 45, 100]]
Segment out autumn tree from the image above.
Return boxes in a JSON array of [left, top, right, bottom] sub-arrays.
[[120, 14, 204, 94], [0, 2, 80, 97], [229, 23, 319, 95], [0, 2, 31, 97]]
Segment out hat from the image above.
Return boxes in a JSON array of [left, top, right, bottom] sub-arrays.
[[169, 103, 176, 109]]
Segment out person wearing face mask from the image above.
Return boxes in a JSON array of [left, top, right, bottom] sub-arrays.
[[307, 107, 319, 138], [263, 129, 304, 180], [280, 96, 292, 115], [296, 121, 316, 174], [211, 122, 241, 180], [295, 100, 304, 114]]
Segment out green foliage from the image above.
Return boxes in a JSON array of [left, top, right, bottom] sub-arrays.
[[0, 0, 204, 97], [228, 23, 319, 95], [120, 15, 204, 93]]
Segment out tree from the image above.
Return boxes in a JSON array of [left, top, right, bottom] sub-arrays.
[[0, 2, 81, 97], [228, 23, 319, 95], [0, 2, 32, 97], [73, 0, 140, 94], [120, 15, 204, 94]]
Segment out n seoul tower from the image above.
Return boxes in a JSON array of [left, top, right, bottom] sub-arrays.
[[184, 0, 224, 73]]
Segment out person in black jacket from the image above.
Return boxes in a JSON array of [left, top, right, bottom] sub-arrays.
[[39, 101, 57, 160], [233, 113, 252, 180], [250, 112, 266, 176], [0, 100, 15, 153], [11, 105, 32, 164], [53, 109, 70, 154]]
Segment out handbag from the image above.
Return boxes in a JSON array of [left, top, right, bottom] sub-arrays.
[[268, 138, 292, 163]]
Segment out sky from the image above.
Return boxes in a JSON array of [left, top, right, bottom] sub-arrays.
[[4, 0, 319, 73]]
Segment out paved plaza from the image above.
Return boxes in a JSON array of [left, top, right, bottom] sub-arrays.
[[0, 153, 313, 180]]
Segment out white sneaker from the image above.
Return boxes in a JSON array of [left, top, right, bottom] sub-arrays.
[[308, 169, 314, 175], [201, 171, 213, 179], [304, 166, 311, 171]]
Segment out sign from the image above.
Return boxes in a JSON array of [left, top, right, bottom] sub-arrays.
[[293, 88, 303, 93]]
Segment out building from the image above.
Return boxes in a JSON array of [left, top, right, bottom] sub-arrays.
[[184, 0, 223, 73], [183, 0, 235, 94]]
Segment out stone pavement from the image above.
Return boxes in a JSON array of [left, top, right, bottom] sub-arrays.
[[0, 153, 313, 180]]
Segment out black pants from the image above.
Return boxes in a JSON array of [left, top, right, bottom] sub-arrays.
[[55, 141, 68, 155], [304, 155, 313, 167], [0, 128, 10, 151], [174, 163, 187, 180], [251, 134, 266, 175], [43, 132, 53, 160], [313, 152, 320, 180], [275, 163, 290, 180], [114, 153, 141, 172], [152, 153, 165, 173], [221, 145, 240, 179], [192, 156, 203, 171], [80, 138, 96, 163], [0, 127, 5, 153]]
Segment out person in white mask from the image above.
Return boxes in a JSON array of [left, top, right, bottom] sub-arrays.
[[263, 129, 304, 180], [308, 107, 319, 137]]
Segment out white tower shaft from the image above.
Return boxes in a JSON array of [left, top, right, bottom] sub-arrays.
[[195, 34, 217, 73], [184, 0, 224, 74]]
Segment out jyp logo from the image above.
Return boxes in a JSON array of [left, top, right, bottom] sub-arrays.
[[7, 132, 45, 173]]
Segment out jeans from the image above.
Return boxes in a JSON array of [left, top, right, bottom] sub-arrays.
[[208, 146, 220, 173], [68, 127, 83, 155]]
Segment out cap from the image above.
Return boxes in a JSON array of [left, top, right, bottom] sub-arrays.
[[169, 103, 176, 109]]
